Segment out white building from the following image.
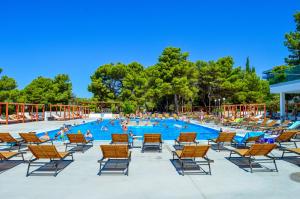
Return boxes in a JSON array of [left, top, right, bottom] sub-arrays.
[[270, 79, 300, 118]]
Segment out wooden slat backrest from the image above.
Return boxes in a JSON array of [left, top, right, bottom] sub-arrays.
[[144, 134, 161, 143], [178, 132, 197, 142], [28, 145, 61, 159], [180, 145, 210, 158], [261, 118, 269, 126], [0, 133, 18, 143], [282, 120, 291, 125], [245, 135, 261, 143], [100, 145, 129, 158], [245, 144, 276, 156], [19, 133, 41, 143], [67, 134, 87, 144], [112, 134, 128, 143], [266, 120, 277, 127], [276, 131, 298, 142], [216, 132, 236, 142]]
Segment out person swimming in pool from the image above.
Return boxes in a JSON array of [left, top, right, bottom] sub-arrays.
[[101, 125, 108, 131], [122, 124, 128, 132]]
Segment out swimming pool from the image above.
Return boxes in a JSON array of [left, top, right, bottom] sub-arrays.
[[39, 119, 220, 141]]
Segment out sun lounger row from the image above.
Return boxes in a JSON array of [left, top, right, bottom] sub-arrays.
[[1, 132, 300, 176]]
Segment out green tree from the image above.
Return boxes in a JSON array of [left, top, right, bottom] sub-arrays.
[[246, 57, 251, 72], [0, 68, 19, 102], [284, 11, 300, 66], [23, 74, 72, 104], [145, 47, 198, 112]]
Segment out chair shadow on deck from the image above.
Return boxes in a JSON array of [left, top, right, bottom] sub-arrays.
[[170, 159, 210, 175], [0, 145, 27, 151], [0, 160, 24, 174], [209, 144, 233, 151], [98, 159, 129, 175], [68, 145, 93, 153], [281, 157, 300, 167], [225, 157, 276, 172], [26, 160, 73, 177]]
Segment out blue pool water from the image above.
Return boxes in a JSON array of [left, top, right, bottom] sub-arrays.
[[39, 119, 220, 141]]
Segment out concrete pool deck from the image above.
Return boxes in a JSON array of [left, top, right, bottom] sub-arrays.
[[0, 118, 96, 137], [0, 140, 299, 199], [0, 120, 299, 199]]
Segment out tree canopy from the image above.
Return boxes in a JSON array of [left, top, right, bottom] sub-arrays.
[[0, 68, 19, 102], [89, 47, 270, 113], [23, 74, 72, 104], [285, 11, 300, 66]]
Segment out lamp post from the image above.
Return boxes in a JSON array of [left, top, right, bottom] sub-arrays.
[[214, 99, 217, 116], [218, 99, 221, 117], [222, 98, 226, 118]]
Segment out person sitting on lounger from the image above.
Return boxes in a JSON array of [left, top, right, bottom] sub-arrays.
[[85, 130, 93, 139], [54, 127, 64, 139], [40, 132, 50, 141]]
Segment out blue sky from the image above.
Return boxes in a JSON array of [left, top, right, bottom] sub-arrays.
[[0, 0, 299, 97]]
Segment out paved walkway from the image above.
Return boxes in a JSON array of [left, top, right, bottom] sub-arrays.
[[0, 140, 299, 199], [0, 118, 96, 137]]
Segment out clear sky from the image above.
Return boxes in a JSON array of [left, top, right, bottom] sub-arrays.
[[0, 0, 299, 98]]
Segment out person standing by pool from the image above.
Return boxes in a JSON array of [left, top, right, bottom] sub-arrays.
[[200, 109, 204, 123]]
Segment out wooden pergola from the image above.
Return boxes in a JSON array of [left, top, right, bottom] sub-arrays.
[[0, 102, 45, 125], [222, 104, 266, 119], [49, 104, 90, 120]]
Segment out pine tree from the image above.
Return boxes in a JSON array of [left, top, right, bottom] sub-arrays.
[[246, 57, 251, 72]]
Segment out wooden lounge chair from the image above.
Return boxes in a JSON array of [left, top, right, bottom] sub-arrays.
[[0, 151, 25, 161], [27, 145, 74, 177], [0, 133, 23, 151], [65, 134, 93, 153], [208, 132, 236, 151], [234, 134, 263, 148], [142, 134, 162, 152], [229, 143, 278, 173], [111, 133, 131, 146], [175, 132, 198, 146], [247, 118, 269, 130], [172, 145, 213, 175], [98, 145, 131, 176], [275, 130, 299, 148], [281, 148, 300, 158], [259, 120, 278, 131], [19, 133, 53, 145]]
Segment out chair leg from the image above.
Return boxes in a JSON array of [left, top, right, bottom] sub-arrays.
[[229, 151, 233, 159], [98, 161, 102, 176], [126, 160, 129, 176], [249, 158, 253, 173], [207, 160, 211, 175], [54, 162, 58, 177], [65, 144, 68, 152], [293, 141, 297, 148], [273, 158, 278, 172], [21, 153, 25, 161], [181, 160, 184, 176], [26, 161, 31, 177], [281, 150, 285, 158]]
